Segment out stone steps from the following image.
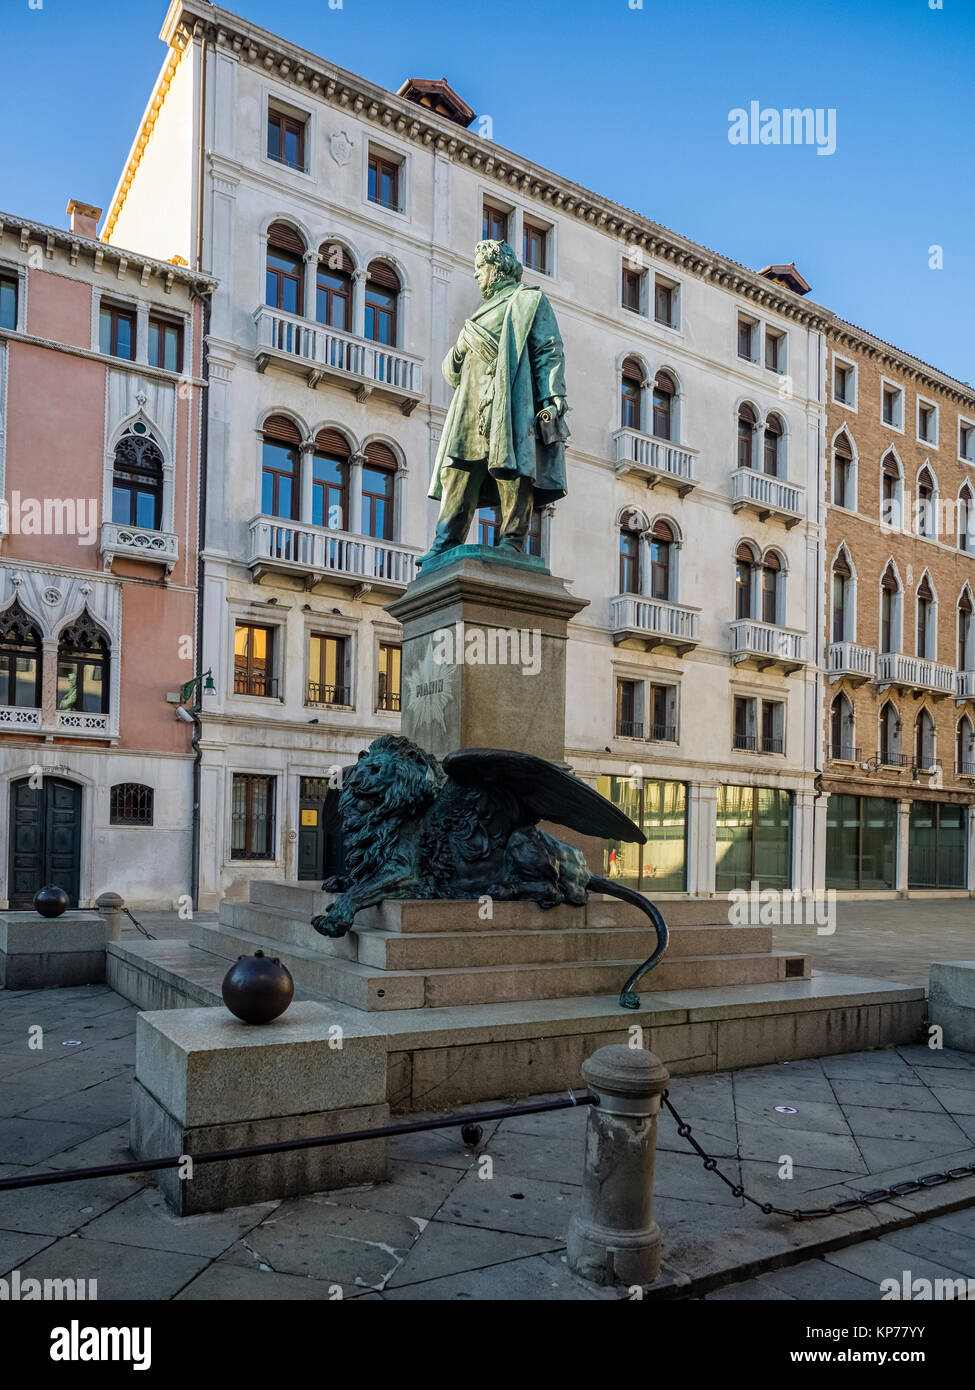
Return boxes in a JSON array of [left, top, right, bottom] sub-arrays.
[[247, 879, 738, 931], [219, 899, 775, 967], [194, 917, 808, 1010]]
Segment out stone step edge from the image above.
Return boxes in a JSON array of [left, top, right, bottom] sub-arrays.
[[198, 921, 803, 979], [649, 1175, 975, 1301]]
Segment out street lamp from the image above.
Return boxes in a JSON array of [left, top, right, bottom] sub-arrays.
[[179, 669, 216, 704]]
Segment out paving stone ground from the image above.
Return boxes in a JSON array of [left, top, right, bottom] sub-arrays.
[[1, 899, 974, 1300]]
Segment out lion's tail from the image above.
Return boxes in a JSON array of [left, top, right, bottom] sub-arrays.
[[587, 875, 669, 1011]]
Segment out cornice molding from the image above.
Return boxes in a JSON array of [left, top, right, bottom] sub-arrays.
[[830, 320, 975, 407]]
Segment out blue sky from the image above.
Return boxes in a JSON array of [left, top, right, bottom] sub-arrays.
[[3, 0, 972, 381]]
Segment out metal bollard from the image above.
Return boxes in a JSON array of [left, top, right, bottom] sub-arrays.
[[567, 1043, 669, 1288], [95, 891, 124, 943]]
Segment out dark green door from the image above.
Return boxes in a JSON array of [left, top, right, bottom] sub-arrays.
[[9, 777, 82, 908], [297, 778, 345, 882]]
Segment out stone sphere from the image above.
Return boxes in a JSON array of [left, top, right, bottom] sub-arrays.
[[221, 950, 294, 1024], [33, 885, 70, 918]]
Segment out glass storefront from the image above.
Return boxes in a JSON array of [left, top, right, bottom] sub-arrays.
[[826, 795, 897, 890], [909, 801, 967, 889], [715, 785, 792, 892], [598, 776, 687, 891]]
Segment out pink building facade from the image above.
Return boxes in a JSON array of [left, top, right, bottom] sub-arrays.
[[0, 202, 214, 907]]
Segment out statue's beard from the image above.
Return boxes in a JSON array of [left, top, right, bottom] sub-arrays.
[[479, 270, 516, 301]]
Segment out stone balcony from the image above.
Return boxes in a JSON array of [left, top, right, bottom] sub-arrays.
[[253, 307, 423, 415], [248, 516, 419, 594], [876, 652, 956, 698], [730, 618, 805, 674], [611, 428, 697, 495], [0, 704, 42, 732], [100, 522, 179, 576], [56, 710, 111, 735], [0, 703, 112, 738], [610, 594, 700, 654], [731, 467, 804, 527], [956, 670, 975, 704], [828, 641, 876, 684]]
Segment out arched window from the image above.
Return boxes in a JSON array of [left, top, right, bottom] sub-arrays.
[[830, 693, 855, 760], [57, 611, 108, 714], [112, 427, 164, 530], [261, 415, 301, 520], [959, 591, 973, 671], [316, 243, 353, 330], [619, 520, 642, 594], [735, 542, 754, 619], [916, 573, 934, 660], [879, 701, 900, 765], [880, 563, 900, 654], [832, 550, 852, 644], [620, 357, 643, 431], [761, 551, 780, 624], [312, 428, 350, 531], [364, 261, 399, 346], [833, 433, 853, 509], [915, 708, 935, 772], [0, 599, 41, 709], [265, 222, 305, 316], [957, 717, 975, 777], [881, 452, 902, 527], [110, 783, 154, 826], [649, 520, 673, 600], [361, 441, 397, 539], [916, 466, 936, 538], [651, 371, 676, 441], [763, 413, 783, 477], [959, 485, 975, 552], [737, 404, 756, 470]]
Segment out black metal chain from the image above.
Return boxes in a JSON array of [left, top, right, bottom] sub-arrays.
[[122, 907, 155, 940], [661, 1089, 975, 1223]]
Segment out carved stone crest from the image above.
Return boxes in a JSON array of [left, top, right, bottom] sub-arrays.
[[329, 130, 354, 166]]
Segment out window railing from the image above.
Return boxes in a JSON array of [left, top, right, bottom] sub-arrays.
[[376, 691, 401, 712], [877, 749, 909, 768], [829, 743, 861, 762], [234, 672, 278, 698], [733, 732, 757, 751], [761, 736, 784, 755], [616, 720, 643, 739], [307, 682, 352, 707], [956, 760, 975, 777], [915, 755, 942, 773], [647, 723, 677, 742], [876, 652, 955, 695]]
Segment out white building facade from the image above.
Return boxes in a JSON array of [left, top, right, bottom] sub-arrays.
[[105, 1, 830, 908]]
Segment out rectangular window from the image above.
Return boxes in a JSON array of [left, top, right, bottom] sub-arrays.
[[737, 315, 756, 361], [733, 696, 756, 751], [615, 678, 641, 738], [622, 266, 643, 314], [715, 785, 792, 892], [909, 801, 966, 889], [648, 684, 675, 742], [654, 277, 677, 327], [765, 329, 784, 373], [482, 203, 508, 242], [0, 274, 17, 330], [826, 795, 896, 891], [231, 774, 275, 860], [833, 361, 855, 405], [522, 220, 549, 274], [99, 303, 136, 360], [598, 775, 687, 891], [308, 633, 350, 706], [234, 623, 275, 698], [377, 642, 401, 712], [761, 700, 783, 754], [960, 422, 975, 462], [368, 151, 401, 210], [917, 401, 937, 444], [882, 383, 903, 428], [268, 108, 306, 170], [148, 316, 183, 372]]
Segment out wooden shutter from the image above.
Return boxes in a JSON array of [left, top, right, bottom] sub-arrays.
[[314, 427, 351, 457], [763, 551, 781, 572], [881, 563, 898, 592], [622, 356, 644, 385], [882, 453, 900, 479], [319, 242, 355, 275], [960, 590, 973, 614], [366, 259, 400, 291], [263, 414, 301, 445], [364, 440, 397, 471], [267, 221, 306, 256], [651, 520, 674, 542], [833, 551, 852, 578], [736, 542, 754, 564], [918, 574, 933, 601]]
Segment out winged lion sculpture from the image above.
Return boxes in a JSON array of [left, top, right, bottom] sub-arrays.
[[310, 735, 668, 1009]]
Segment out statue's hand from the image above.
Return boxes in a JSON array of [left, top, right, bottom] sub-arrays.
[[543, 395, 567, 417]]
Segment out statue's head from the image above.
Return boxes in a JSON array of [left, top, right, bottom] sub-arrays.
[[474, 239, 523, 300]]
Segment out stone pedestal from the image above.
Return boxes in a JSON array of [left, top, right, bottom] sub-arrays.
[[131, 1002, 389, 1215], [929, 961, 975, 1052], [386, 546, 588, 763], [0, 912, 108, 988]]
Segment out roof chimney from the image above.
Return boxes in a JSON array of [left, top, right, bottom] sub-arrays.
[[66, 199, 102, 240]]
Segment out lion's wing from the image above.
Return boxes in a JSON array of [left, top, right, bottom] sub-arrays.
[[442, 748, 645, 844]]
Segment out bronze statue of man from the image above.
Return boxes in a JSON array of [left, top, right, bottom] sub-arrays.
[[418, 239, 569, 567]]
